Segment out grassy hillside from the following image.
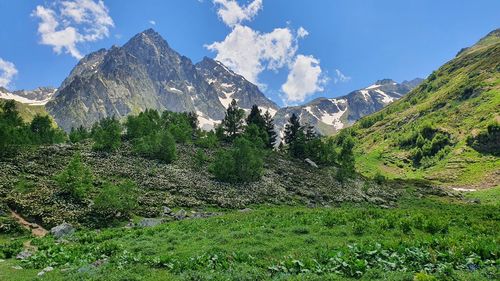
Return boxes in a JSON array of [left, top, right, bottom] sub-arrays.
[[351, 29, 500, 188], [0, 99, 49, 123]]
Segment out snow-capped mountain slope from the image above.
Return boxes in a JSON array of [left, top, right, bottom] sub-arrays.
[[195, 57, 279, 116], [0, 87, 57, 105], [274, 79, 423, 136]]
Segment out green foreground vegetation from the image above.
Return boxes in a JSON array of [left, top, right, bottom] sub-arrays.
[[1, 195, 498, 281]]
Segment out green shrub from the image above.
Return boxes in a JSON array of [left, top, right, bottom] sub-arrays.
[[0, 217, 28, 235], [466, 122, 500, 156], [55, 152, 93, 201], [210, 137, 263, 183], [195, 149, 208, 166], [195, 131, 218, 149], [29, 114, 66, 144], [92, 117, 122, 152], [134, 130, 176, 163], [93, 180, 138, 223], [69, 125, 90, 143]]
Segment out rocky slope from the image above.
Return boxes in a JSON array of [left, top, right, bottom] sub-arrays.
[[351, 28, 500, 187], [274, 79, 422, 136], [0, 141, 399, 228]]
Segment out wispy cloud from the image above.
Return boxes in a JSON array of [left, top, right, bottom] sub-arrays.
[[0, 58, 18, 89], [149, 20, 156, 25], [32, 0, 114, 59], [213, 0, 262, 27], [333, 69, 351, 83]]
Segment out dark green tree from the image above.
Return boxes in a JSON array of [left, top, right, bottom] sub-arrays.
[[211, 137, 263, 183], [336, 135, 356, 181], [29, 114, 65, 144], [222, 99, 245, 141], [69, 125, 90, 143], [93, 180, 138, 223], [134, 129, 176, 163], [55, 152, 93, 201], [263, 110, 277, 148], [125, 109, 161, 140], [92, 116, 122, 152], [284, 113, 301, 146], [246, 105, 265, 128]]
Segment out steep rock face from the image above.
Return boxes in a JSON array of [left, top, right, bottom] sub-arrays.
[[48, 29, 270, 131], [274, 79, 422, 136], [195, 57, 279, 115]]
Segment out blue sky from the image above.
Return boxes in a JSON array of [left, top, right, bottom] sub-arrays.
[[0, 0, 498, 106]]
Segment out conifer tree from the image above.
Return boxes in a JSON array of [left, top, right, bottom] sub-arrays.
[[246, 105, 265, 129], [222, 99, 245, 141], [263, 110, 277, 148], [284, 113, 301, 145]]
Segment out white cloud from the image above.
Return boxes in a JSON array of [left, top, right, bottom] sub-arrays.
[[207, 0, 328, 103], [149, 20, 156, 25], [213, 0, 262, 27], [333, 69, 351, 83], [206, 25, 296, 86], [32, 0, 114, 59], [281, 55, 327, 103], [297, 26, 309, 38], [0, 58, 18, 89]]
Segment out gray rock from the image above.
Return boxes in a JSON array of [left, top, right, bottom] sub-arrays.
[[174, 209, 187, 220], [138, 218, 162, 227], [162, 206, 172, 216], [37, 266, 54, 276], [16, 251, 33, 260], [305, 158, 319, 168], [50, 223, 75, 239], [238, 208, 252, 213]]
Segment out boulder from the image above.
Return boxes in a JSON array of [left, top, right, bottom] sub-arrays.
[[238, 208, 252, 213], [16, 250, 33, 260], [305, 158, 319, 168], [50, 223, 75, 239], [162, 206, 172, 216], [174, 209, 187, 220], [137, 218, 162, 227]]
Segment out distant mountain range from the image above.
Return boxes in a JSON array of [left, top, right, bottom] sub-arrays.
[[2, 28, 420, 134], [0, 87, 56, 106], [273, 78, 422, 136]]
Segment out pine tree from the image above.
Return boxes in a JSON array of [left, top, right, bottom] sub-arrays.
[[284, 113, 301, 145], [222, 99, 245, 141], [246, 105, 265, 128], [304, 123, 317, 141], [263, 110, 277, 148]]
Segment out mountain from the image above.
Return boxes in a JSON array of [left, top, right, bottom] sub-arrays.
[[195, 57, 279, 115], [351, 28, 500, 188], [46, 29, 278, 131], [0, 86, 56, 105], [274, 79, 422, 136]]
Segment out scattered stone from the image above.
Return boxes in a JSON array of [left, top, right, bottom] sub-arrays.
[[37, 266, 54, 276], [11, 265, 23, 270], [162, 206, 172, 216], [137, 218, 162, 227], [16, 250, 33, 260], [0, 259, 5, 263], [305, 158, 319, 168], [366, 197, 387, 205], [238, 208, 252, 213], [92, 258, 108, 267], [174, 209, 187, 220], [467, 199, 481, 204], [50, 223, 75, 239]]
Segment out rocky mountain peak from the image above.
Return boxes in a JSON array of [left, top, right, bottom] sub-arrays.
[[374, 79, 396, 85]]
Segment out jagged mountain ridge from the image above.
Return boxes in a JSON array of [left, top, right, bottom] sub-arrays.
[[47, 29, 277, 131], [274, 79, 423, 136]]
